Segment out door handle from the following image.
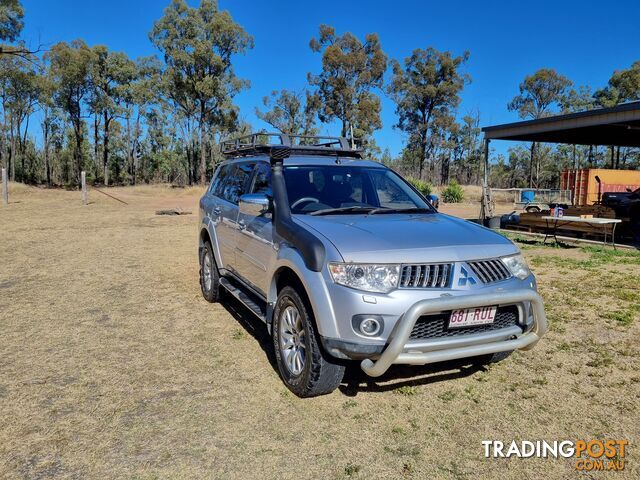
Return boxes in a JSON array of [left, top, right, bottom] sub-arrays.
[[213, 207, 221, 215], [238, 219, 246, 230]]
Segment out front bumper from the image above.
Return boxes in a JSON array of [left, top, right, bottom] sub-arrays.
[[359, 288, 547, 377]]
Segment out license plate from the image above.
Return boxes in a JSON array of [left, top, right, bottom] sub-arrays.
[[448, 306, 497, 328]]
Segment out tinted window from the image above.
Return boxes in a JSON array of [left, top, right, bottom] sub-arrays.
[[220, 162, 255, 204], [370, 170, 417, 209], [251, 163, 271, 195], [211, 164, 233, 197], [283, 165, 429, 214]]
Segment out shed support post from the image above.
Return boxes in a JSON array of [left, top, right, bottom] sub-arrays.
[[480, 138, 491, 222]]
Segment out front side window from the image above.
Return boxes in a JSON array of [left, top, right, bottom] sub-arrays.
[[370, 170, 417, 209], [251, 163, 272, 195]]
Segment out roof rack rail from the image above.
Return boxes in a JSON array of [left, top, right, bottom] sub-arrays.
[[220, 132, 363, 159]]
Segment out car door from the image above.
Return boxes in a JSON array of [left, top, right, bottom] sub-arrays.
[[215, 161, 255, 272], [235, 162, 274, 295]]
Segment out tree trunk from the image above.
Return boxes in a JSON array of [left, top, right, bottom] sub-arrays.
[[9, 118, 15, 181], [186, 144, 192, 186], [43, 115, 51, 186], [19, 121, 25, 183], [126, 115, 132, 185], [74, 120, 83, 187], [94, 114, 99, 179], [103, 113, 110, 186], [419, 133, 427, 179], [199, 108, 207, 184], [610, 146, 615, 169], [441, 151, 451, 185]]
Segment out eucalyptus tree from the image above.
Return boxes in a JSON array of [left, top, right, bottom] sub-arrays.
[[88, 45, 138, 184], [0, 0, 23, 42], [307, 25, 387, 141], [508, 68, 572, 186], [122, 56, 161, 184], [46, 40, 93, 185], [36, 59, 60, 185], [595, 61, 640, 107], [0, 53, 38, 181], [389, 47, 469, 179], [150, 0, 253, 184], [593, 62, 640, 167], [255, 89, 317, 136]]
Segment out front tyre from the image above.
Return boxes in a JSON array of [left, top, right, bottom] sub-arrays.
[[273, 286, 344, 397], [199, 241, 220, 303]]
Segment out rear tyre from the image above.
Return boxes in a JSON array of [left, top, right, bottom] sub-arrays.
[[273, 286, 345, 397], [199, 241, 220, 303]]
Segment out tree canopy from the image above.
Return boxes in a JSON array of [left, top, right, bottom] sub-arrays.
[[307, 25, 387, 141], [0, 0, 638, 191], [255, 89, 317, 136], [150, 0, 253, 184], [389, 47, 469, 178]]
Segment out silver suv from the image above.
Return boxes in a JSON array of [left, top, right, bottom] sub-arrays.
[[199, 134, 547, 397]]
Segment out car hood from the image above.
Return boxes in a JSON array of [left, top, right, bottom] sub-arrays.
[[295, 213, 518, 263]]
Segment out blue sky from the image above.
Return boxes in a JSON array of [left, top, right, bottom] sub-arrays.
[[21, 0, 640, 157]]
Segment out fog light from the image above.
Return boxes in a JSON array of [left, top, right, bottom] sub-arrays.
[[361, 318, 381, 336], [352, 314, 384, 337]]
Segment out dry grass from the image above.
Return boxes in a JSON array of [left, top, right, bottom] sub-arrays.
[[1, 184, 638, 479]]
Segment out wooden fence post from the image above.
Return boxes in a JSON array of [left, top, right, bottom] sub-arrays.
[[2, 168, 7, 205], [81, 171, 87, 205]]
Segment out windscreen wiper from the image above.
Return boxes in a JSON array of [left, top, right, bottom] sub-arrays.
[[367, 207, 434, 215], [308, 206, 376, 216]]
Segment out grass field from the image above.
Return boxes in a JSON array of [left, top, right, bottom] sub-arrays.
[[1, 184, 639, 479]]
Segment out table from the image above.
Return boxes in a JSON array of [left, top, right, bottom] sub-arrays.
[[542, 216, 622, 248]]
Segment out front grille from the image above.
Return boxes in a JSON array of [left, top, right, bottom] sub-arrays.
[[467, 259, 512, 284], [400, 263, 452, 288], [409, 306, 520, 340]]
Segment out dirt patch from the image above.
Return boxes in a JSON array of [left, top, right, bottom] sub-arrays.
[[1, 185, 638, 479]]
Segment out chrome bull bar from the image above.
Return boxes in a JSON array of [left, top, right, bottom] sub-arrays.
[[360, 289, 547, 377]]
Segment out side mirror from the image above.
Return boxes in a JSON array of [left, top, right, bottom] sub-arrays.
[[239, 193, 270, 216]]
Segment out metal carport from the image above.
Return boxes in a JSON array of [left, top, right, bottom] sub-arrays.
[[479, 101, 640, 219]]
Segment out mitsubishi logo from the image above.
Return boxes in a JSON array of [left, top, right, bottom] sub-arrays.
[[458, 266, 477, 286]]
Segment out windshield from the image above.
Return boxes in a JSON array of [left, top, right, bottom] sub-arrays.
[[283, 165, 433, 215]]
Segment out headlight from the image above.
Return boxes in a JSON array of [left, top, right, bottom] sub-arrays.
[[328, 263, 400, 293], [501, 254, 530, 280]]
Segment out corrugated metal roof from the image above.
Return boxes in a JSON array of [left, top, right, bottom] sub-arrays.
[[482, 101, 640, 147]]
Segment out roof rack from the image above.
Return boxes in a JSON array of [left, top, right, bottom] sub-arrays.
[[220, 133, 363, 159]]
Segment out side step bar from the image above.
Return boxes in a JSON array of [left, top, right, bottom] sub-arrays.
[[219, 277, 267, 322]]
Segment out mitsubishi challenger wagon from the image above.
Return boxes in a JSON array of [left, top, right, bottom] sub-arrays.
[[198, 134, 547, 397]]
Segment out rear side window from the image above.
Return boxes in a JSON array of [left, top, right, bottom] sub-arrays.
[[218, 162, 255, 204], [211, 164, 233, 197]]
